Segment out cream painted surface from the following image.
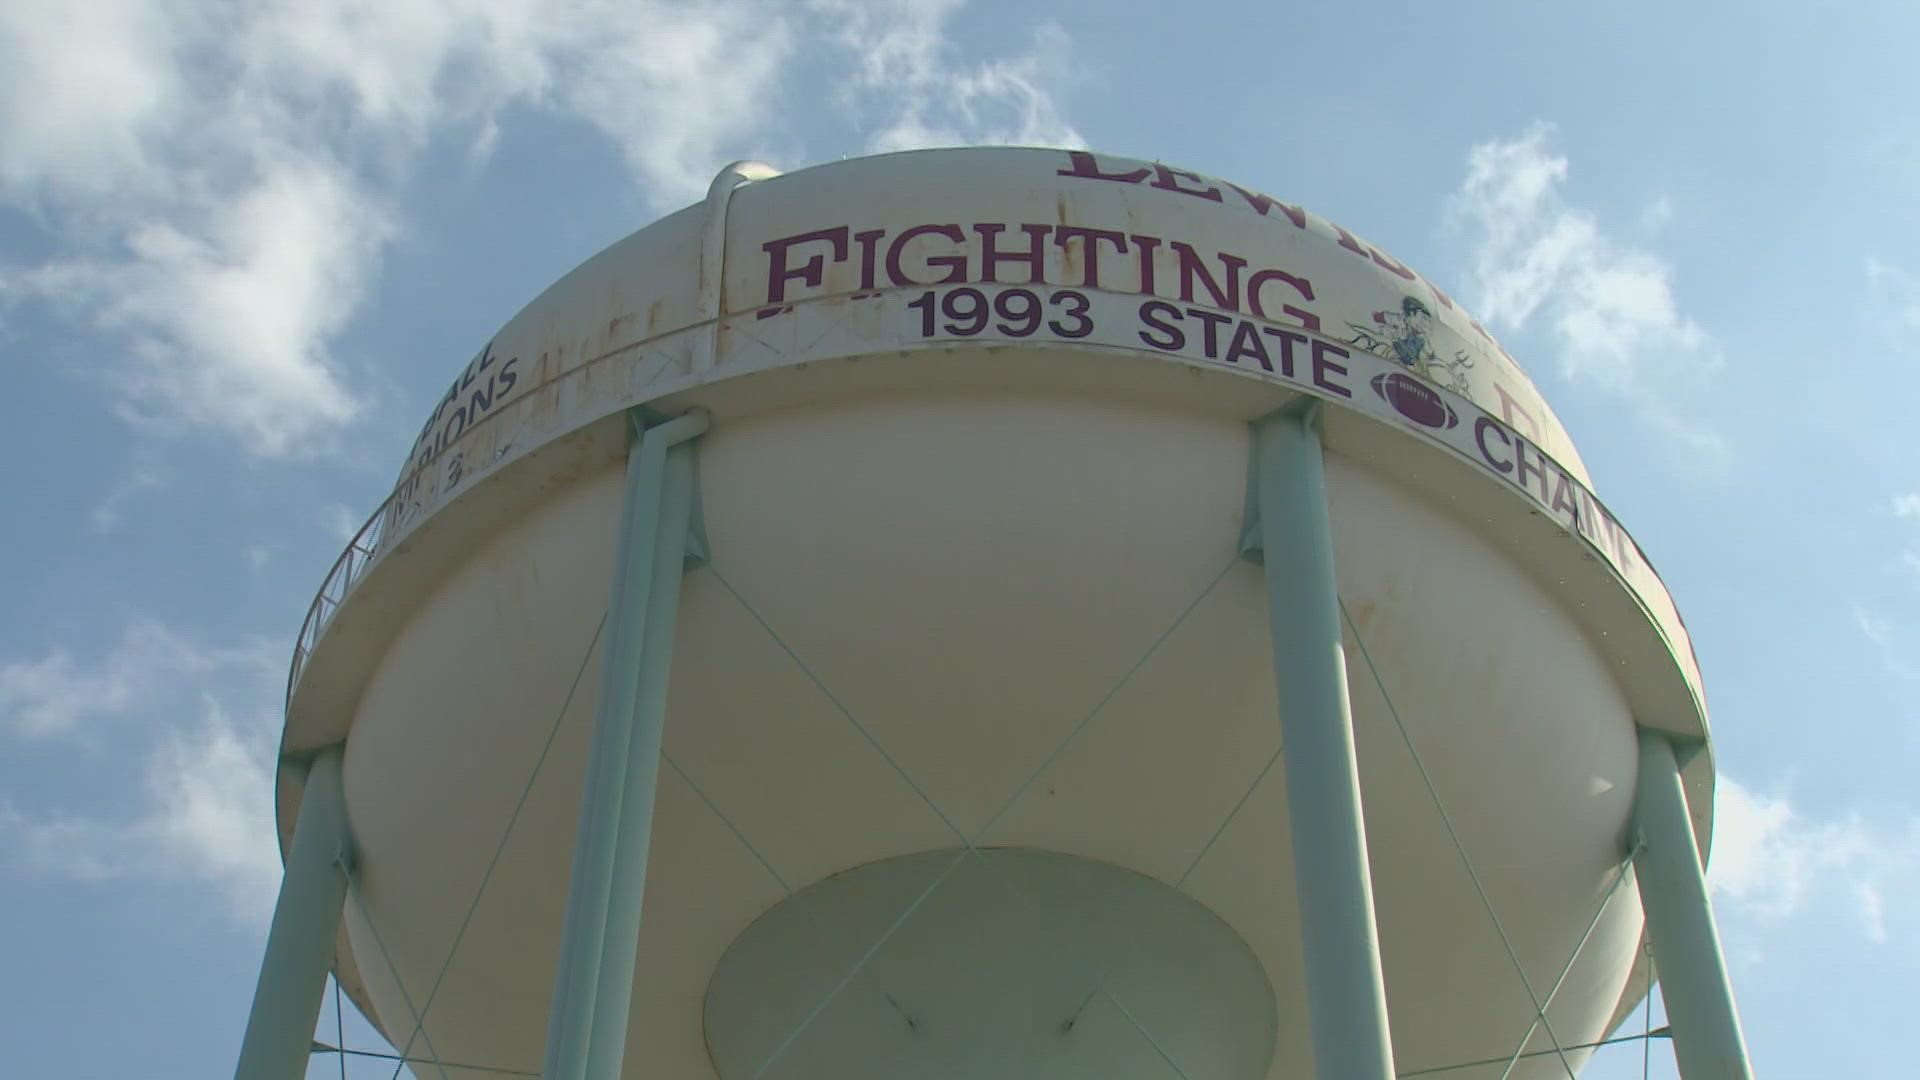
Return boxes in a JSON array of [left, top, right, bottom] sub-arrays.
[[341, 388, 1641, 1078], [389, 147, 1590, 530], [282, 147, 1714, 1078], [322, 149, 1702, 766], [703, 849, 1282, 1080]]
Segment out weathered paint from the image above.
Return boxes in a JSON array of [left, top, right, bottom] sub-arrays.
[[280, 148, 1713, 1080]]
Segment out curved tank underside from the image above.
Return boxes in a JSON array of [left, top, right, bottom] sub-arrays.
[[274, 148, 1714, 1079]]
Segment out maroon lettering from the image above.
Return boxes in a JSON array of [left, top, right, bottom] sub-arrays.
[[1262, 327, 1305, 378], [1131, 233, 1162, 296], [1310, 340, 1352, 397], [1514, 441, 1550, 500], [1590, 508, 1632, 570], [853, 228, 885, 290], [1245, 268, 1319, 331], [763, 227, 849, 305], [1575, 489, 1602, 543], [1056, 150, 1151, 184], [1331, 222, 1371, 259], [1475, 417, 1514, 474], [1550, 472, 1581, 520], [1226, 183, 1308, 228], [1494, 383, 1541, 441], [1366, 245, 1419, 281], [1225, 321, 1273, 371], [1595, 510, 1621, 560], [1328, 222, 1418, 282], [1172, 242, 1245, 310], [1187, 307, 1232, 356], [885, 224, 968, 286], [415, 343, 497, 452], [1052, 226, 1129, 289], [1616, 532, 1639, 573], [975, 223, 1051, 284], [1138, 300, 1184, 350], [1150, 164, 1223, 202]]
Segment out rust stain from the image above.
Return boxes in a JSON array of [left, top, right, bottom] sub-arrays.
[[1054, 194, 1078, 281], [1345, 597, 1379, 635], [645, 298, 667, 337]]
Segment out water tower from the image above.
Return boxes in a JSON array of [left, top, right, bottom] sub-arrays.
[[235, 148, 1751, 1079]]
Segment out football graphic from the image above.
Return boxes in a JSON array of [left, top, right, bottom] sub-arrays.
[[1371, 370, 1458, 430]]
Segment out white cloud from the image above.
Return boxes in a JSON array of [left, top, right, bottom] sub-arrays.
[[1, 701, 282, 921], [89, 461, 165, 535], [0, 620, 277, 739], [1, 0, 1078, 457], [550, 3, 795, 198], [0, 647, 133, 739], [2, 1, 396, 456], [0, 0, 181, 199], [1710, 775, 1920, 945], [1450, 124, 1721, 453], [142, 702, 283, 918], [320, 501, 363, 546], [0, 620, 285, 920], [812, 0, 1082, 153], [1708, 776, 1810, 920], [33, 155, 387, 453]]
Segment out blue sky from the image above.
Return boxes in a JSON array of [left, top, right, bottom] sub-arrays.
[[2, 1, 1915, 1076]]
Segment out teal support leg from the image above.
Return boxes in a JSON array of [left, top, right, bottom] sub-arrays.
[[543, 409, 708, 1080], [1631, 731, 1753, 1079], [1246, 401, 1398, 1080], [234, 745, 351, 1080], [584, 425, 701, 1078]]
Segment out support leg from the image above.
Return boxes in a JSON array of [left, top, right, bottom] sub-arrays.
[[1248, 402, 1398, 1080], [1631, 731, 1753, 1079], [543, 409, 708, 1080], [234, 745, 352, 1080]]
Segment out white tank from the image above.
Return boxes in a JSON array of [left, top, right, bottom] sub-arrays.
[[279, 147, 1714, 1079]]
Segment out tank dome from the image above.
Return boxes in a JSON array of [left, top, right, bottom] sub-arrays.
[[277, 147, 1714, 1079]]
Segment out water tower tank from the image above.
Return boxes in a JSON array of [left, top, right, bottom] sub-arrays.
[[275, 147, 1723, 1079]]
